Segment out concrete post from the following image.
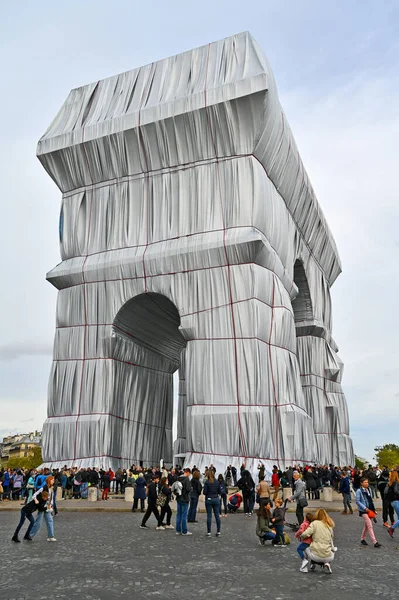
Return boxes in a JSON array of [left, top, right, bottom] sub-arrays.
[[322, 486, 333, 502], [124, 487, 134, 503], [88, 487, 98, 502]]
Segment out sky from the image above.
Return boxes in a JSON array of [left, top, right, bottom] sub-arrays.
[[0, 0, 398, 463]]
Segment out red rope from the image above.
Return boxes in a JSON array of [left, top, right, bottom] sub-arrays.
[[73, 81, 100, 462]]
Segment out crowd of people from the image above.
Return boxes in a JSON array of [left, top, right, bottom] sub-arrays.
[[3, 461, 399, 570]]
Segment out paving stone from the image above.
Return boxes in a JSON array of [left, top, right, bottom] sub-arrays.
[[1, 511, 397, 599]]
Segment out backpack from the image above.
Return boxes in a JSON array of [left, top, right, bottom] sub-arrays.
[[171, 480, 183, 497], [220, 483, 226, 495]]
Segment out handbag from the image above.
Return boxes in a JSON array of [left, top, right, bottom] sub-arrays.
[[157, 493, 167, 507], [298, 496, 308, 508]]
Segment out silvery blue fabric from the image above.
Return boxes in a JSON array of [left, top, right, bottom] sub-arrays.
[[37, 32, 354, 476]]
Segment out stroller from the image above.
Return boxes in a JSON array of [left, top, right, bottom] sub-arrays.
[[283, 498, 300, 532]]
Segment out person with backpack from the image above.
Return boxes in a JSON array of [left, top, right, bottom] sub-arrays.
[[203, 469, 222, 537], [174, 468, 192, 536], [237, 469, 256, 516], [386, 469, 399, 538]]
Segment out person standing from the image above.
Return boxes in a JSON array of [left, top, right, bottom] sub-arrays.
[[355, 477, 381, 548], [377, 468, 393, 527], [101, 470, 111, 500], [132, 473, 146, 512], [289, 471, 307, 525], [271, 467, 280, 502], [256, 475, 272, 511], [231, 466, 237, 487], [203, 469, 222, 537], [217, 474, 228, 518], [188, 470, 202, 523], [237, 469, 256, 516], [271, 498, 286, 547], [339, 471, 353, 514], [175, 468, 192, 536], [387, 469, 399, 538], [158, 477, 174, 529]]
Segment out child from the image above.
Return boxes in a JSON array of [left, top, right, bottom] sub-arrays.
[[295, 512, 315, 571], [271, 498, 286, 547], [12, 491, 48, 542], [256, 501, 276, 545]]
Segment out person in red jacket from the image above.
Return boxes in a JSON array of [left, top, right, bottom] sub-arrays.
[[227, 492, 242, 513], [271, 467, 280, 502]]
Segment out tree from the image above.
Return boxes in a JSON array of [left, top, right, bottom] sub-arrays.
[[374, 444, 399, 469], [355, 455, 368, 470], [2, 446, 43, 471]]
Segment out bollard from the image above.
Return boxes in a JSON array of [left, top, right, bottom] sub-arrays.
[[124, 487, 134, 503], [322, 486, 333, 502], [88, 487, 98, 502]]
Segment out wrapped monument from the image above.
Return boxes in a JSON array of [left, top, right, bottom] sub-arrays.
[[37, 32, 354, 474]]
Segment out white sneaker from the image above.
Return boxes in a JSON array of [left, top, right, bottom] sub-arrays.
[[47, 537, 57, 542], [182, 532, 192, 536], [156, 526, 165, 530], [207, 533, 211, 537], [300, 566, 308, 573], [324, 563, 332, 574], [165, 525, 174, 529], [301, 559, 309, 569]]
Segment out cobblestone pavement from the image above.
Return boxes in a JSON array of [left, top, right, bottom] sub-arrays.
[[1, 511, 398, 599]]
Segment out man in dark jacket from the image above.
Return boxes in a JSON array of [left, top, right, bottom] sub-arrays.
[[175, 468, 192, 535], [340, 471, 353, 514], [140, 475, 163, 530]]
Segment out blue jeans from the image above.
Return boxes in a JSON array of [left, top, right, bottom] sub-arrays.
[[274, 523, 284, 544], [205, 498, 221, 533], [53, 488, 58, 513], [392, 500, 399, 529], [30, 510, 54, 538], [176, 502, 189, 534], [219, 495, 227, 515], [297, 541, 310, 559], [14, 510, 35, 537], [262, 531, 276, 542], [188, 495, 199, 521]]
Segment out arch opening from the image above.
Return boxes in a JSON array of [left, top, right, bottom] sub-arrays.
[[292, 260, 314, 324], [113, 293, 186, 373], [109, 293, 186, 465]]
